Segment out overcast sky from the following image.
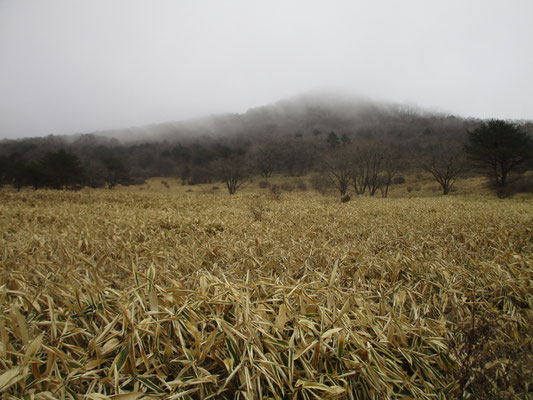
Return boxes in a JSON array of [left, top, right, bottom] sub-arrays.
[[1, 0, 532, 139]]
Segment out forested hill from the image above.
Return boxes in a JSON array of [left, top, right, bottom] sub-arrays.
[[88, 91, 478, 143], [0, 92, 531, 191]]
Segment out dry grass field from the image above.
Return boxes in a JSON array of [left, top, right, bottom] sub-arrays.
[[1, 184, 532, 399]]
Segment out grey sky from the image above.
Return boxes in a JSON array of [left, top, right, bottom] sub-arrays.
[[1, 0, 532, 139]]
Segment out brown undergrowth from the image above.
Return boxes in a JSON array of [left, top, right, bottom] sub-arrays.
[[0, 190, 532, 399]]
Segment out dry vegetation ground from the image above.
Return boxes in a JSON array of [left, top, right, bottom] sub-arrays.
[[0, 182, 532, 399]]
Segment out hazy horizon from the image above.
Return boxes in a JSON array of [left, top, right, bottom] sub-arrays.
[[1, 0, 532, 139]]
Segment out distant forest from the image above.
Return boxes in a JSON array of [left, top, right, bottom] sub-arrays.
[[1, 93, 532, 195]]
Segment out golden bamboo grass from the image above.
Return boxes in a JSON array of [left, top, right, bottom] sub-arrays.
[[0, 189, 532, 399]]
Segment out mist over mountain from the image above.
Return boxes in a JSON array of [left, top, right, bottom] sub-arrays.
[[83, 91, 468, 144], [1, 91, 531, 193]]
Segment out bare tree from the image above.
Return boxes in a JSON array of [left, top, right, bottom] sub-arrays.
[[365, 147, 383, 196], [323, 149, 352, 196], [352, 143, 384, 196], [293, 146, 315, 177], [350, 143, 399, 197], [213, 157, 248, 195], [351, 147, 368, 195], [250, 143, 279, 178], [421, 145, 465, 195], [379, 151, 399, 198], [279, 140, 316, 177]]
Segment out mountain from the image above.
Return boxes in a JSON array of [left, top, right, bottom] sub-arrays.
[[87, 91, 467, 144], [2, 91, 532, 191]]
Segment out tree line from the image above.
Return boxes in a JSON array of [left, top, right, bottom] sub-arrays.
[[0, 119, 532, 196]]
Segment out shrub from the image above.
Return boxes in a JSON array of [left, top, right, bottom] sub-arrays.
[[270, 184, 281, 200], [293, 180, 307, 191], [448, 312, 532, 399], [393, 176, 406, 184], [489, 173, 533, 198], [512, 174, 533, 193], [122, 177, 146, 186], [258, 181, 270, 189], [249, 198, 266, 222], [310, 173, 333, 195], [280, 182, 294, 192]]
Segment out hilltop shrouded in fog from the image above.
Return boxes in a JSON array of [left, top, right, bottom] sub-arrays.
[[80, 91, 461, 143], [1, 91, 531, 193], [0, 90, 517, 192]]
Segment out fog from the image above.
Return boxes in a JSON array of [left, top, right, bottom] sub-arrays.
[[1, 0, 532, 139]]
